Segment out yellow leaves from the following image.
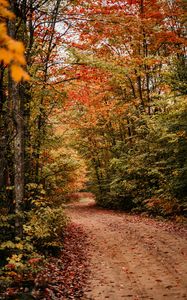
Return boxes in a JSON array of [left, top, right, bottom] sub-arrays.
[[7, 254, 24, 269], [176, 130, 186, 138], [1, 240, 23, 252], [0, 23, 8, 44], [11, 64, 30, 82], [0, 0, 14, 19], [0, 41, 27, 67], [8, 40, 25, 54], [0, 48, 12, 64], [0, 0, 30, 82], [0, 0, 8, 6]]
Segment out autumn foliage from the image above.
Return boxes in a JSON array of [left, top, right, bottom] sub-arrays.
[[0, 0, 29, 81], [0, 0, 186, 298], [61, 0, 187, 213]]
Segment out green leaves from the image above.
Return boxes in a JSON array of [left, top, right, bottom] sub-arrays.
[[24, 206, 68, 250]]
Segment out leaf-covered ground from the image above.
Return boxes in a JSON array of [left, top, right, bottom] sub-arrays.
[[32, 223, 90, 299], [16, 198, 186, 300]]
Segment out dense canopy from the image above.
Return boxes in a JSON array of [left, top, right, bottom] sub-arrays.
[[0, 0, 186, 298]]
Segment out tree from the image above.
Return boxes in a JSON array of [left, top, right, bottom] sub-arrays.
[[0, 1, 88, 296], [62, 0, 186, 212]]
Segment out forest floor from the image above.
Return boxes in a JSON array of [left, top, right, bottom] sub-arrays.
[[65, 198, 187, 300]]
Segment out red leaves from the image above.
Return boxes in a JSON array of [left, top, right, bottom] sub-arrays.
[[5, 288, 19, 297], [6, 263, 15, 270], [33, 223, 89, 299], [28, 258, 42, 265]]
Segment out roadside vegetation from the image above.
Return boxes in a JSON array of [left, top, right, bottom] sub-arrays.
[[0, 0, 186, 298]]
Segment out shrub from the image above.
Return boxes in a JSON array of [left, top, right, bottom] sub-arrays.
[[23, 206, 68, 253], [143, 196, 186, 217], [0, 238, 43, 298]]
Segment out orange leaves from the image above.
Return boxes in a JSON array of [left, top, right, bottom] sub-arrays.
[[28, 258, 42, 265], [156, 31, 186, 45], [0, 0, 14, 19], [0, 0, 30, 82], [0, 48, 12, 64], [11, 65, 30, 82], [63, 0, 186, 136], [8, 40, 25, 55]]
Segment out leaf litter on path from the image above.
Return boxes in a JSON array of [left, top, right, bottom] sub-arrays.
[[32, 223, 90, 300]]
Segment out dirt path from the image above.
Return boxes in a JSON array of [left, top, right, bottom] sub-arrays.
[[66, 199, 187, 300]]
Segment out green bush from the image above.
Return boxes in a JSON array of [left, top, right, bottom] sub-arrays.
[[0, 238, 43, 296], [90, 98, 187, 216], [23, 206, 68, 252]]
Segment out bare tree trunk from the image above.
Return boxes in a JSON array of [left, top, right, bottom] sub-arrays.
[[8, 2, 25, 236], [12, 81, 24, 237], [0, 66, 6, 192]]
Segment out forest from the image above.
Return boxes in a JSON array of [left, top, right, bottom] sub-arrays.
[[0, 0, 186, 299]]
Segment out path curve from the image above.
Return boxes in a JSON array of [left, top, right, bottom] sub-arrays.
[[66, 199, 187, 300]]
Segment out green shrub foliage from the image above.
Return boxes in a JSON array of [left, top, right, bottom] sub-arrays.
[[24, 206, 68, 251], [78, 98, 187, 215]]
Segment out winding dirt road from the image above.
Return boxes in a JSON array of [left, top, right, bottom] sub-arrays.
[[66, 199, 187, 300]]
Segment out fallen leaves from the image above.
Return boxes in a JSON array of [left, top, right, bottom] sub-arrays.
[[32, 223, 90, 299]]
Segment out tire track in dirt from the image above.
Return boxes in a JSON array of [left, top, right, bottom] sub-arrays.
[[66, 200, 187, 300]]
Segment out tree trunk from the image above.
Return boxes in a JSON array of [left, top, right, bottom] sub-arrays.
[[12, 80, 25, 237], [0, 66, 6, 193], [8, 3, 25, 236]]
